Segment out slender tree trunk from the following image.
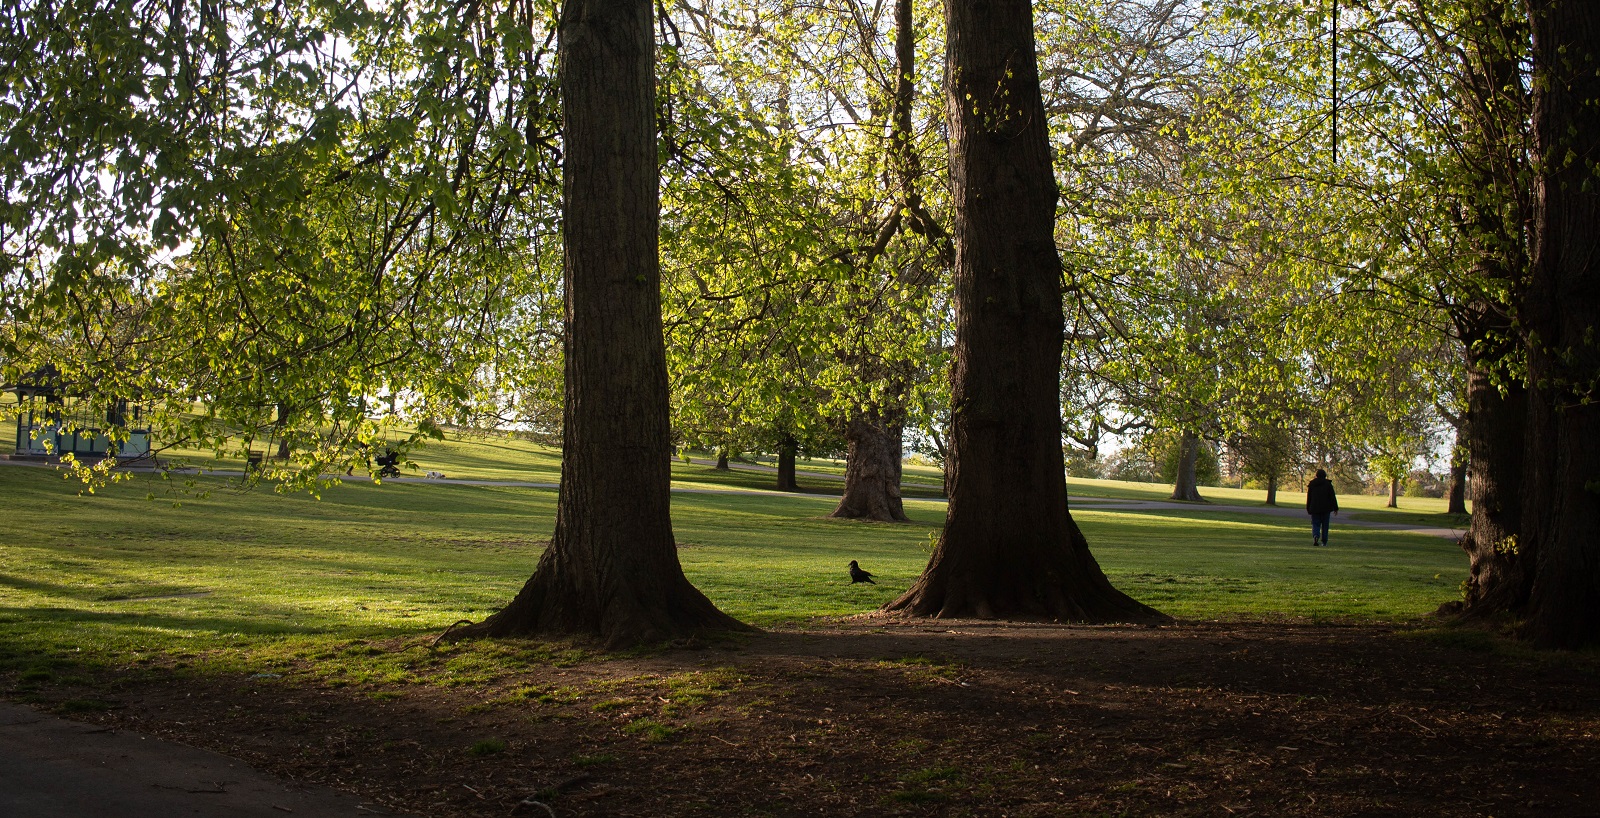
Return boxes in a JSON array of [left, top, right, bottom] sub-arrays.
[[884, 0, 1164, 623], [1447, 422, 1468, 515], [275, 402, 291, 459], [833, 413, 908, 522], [1169, 431, 1205, 502], [1264, 473, 1278, 506], [715, 449, 729, 471], [776, 436, 799, 492], [1387, 477, 1400, 508], [891, 0, 919, 202], [894, 439, 904, 486], [1519, 0, 1600, 649], [449, 0, 746, 647]]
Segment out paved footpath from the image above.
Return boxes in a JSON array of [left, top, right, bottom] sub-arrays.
[[1067, 495, 1465, 540], [0, 702, 410, 817]]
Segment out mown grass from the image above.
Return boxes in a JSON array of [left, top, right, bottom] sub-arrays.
[[0, 450, 1470, 688]]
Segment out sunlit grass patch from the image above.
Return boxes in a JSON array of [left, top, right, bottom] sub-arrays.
[[621, 717, 677, 743], [875, 655, 964, 686]]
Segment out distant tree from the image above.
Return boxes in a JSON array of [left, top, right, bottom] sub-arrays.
[[662, 0, 949, 520], [1151, 430, 1219, 489], [1227, 424, 1302, 505]]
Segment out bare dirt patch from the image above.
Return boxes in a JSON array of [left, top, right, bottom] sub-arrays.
[[19, 619, 1600, 817]]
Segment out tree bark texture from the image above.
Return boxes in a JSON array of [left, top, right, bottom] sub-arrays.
[[1170, 431, 1205, 502], [776, 436, 799, 492], [1519, 0, 1600, 649], [883, 0, 1165, 623], [1386, 477, 1400, 508], [1264, 473, 1278, 507], [832, 413, 909, 522], [1445, 0, 1535, 620], [454, 0, 746, 647], [1456, 354, 1530, 616]]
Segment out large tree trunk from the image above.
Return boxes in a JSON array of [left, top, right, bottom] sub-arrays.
[[1444, 0, 1534, 620], [833, 413, 908, 522], [449, 0, 746, 648], [1264, 473, 1278, 506], [1450, 368, 1529, 617], [1169, 431, 1205, 502], [714, 449, 729, 471], [1446, 421, 1468, 515], [775, 436, 799, 492], [1518, 0, 1600, 649], [1455, 356, 1530, 615], [884, 0, 1164, 623], [1386, 477, 1400, 508]]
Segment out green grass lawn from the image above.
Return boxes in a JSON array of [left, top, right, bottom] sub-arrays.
[[0, 456, 1469, 682]]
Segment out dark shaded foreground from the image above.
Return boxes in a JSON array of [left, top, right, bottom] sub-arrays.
[[0, 701, 409, 817], [8, 620, 1599, 817]]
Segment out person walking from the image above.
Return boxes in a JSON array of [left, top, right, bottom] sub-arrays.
[[1305, 468, 1339, 546]]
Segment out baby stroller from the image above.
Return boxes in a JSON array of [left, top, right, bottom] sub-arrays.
[[373, 449, 402, 479]]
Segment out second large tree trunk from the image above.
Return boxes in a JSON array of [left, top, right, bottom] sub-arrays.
[[884, 0, 1164, 623], [1518, 0, 1600, 649], [1169, 431, 1205, 502], [832, 413, 908, 522], [448, 0, 746, 648]]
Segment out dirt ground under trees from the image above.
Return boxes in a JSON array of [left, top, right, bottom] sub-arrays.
[[17, 619, 1600, 817]]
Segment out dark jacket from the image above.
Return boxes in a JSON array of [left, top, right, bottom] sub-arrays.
[[1306, 476, 1339, 515]]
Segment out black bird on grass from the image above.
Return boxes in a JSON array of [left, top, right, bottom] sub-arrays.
[[848, 560, 876, 584]]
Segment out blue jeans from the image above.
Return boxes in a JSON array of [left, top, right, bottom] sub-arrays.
[[1310, 513, 1331, 544]]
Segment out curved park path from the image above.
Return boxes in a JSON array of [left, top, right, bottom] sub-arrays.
[[0, 701, 411, 817], [1065, 495, 1465, 540]]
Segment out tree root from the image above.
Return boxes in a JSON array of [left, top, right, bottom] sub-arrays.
[[430, 619, 476, 647]]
